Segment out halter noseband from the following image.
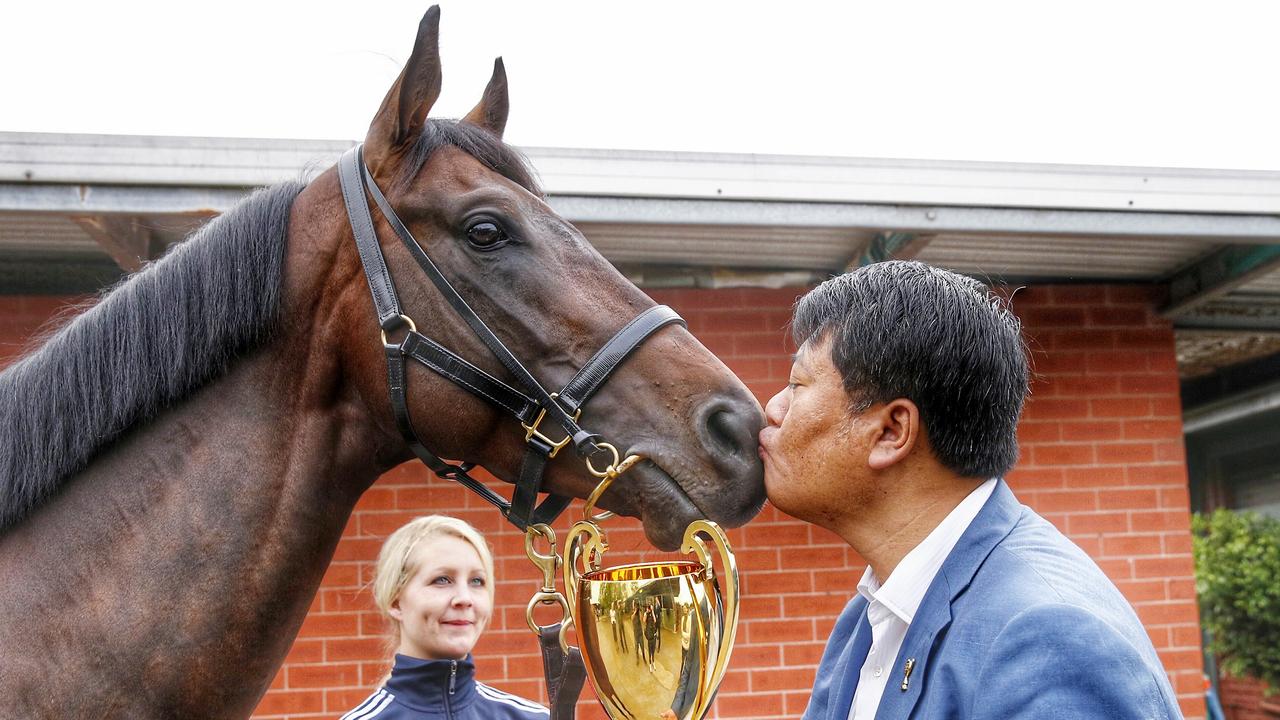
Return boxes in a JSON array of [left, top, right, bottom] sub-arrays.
[[337, 145, 684, 530]]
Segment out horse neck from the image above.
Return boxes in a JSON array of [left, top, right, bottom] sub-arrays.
[[0, 178, 396, 717]]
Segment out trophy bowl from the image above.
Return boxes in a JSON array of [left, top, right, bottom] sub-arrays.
[[565, 520, 738, 720]]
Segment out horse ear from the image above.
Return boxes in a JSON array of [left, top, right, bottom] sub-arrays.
[[365, 5, 443, 173], [462, 57, 509, 138]]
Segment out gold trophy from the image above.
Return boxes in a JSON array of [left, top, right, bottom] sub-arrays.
[[558, 445, 740, 720]]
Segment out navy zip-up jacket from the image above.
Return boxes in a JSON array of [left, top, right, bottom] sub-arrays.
[[340, 654, 549, 719]]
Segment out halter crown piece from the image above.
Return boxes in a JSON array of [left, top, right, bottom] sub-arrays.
[[337, 145, 683, 529]]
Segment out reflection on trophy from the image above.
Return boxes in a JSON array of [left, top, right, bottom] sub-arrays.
[[564, 517, 739, 720]]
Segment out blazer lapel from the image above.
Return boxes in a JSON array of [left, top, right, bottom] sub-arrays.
[[874, 480, 1024, 719], [825, 605, 874, 720]]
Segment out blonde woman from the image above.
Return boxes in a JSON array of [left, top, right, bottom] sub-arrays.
[[342, 515, 549, 719]]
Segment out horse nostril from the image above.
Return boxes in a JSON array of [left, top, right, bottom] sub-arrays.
[[706, 408, 738, 456], [700, 400, 762, 462]]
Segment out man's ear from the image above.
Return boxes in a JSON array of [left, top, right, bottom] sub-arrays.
[[867, 399, 920, 470]]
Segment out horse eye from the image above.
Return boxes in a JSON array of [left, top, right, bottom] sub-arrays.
[[465, 221, 508, 249]]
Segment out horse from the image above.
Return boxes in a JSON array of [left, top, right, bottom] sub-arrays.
[[0, 8, 765, 717]]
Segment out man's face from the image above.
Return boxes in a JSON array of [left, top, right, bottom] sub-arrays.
[[758, 337, 868, 527]]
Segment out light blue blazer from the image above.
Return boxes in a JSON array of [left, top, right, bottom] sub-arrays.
[[803, 480, 1183, 719]]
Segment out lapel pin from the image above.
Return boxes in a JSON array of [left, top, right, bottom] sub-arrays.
[[900, 658, 916, 691]]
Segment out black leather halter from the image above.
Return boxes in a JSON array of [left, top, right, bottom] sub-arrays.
[[337, 145, 685, 530]]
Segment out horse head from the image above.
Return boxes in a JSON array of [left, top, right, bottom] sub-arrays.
[[306, 7, 765, 549]]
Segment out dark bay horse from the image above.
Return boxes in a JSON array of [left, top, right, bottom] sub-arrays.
[[0, 8, 764, 717]]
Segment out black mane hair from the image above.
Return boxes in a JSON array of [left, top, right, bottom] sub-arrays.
[[0, 180, 306, 531], [403, 118, 544, 197]]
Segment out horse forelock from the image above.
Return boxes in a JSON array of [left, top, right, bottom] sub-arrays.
[[0, 180, 306, 532], [404, 119, 544, 198]]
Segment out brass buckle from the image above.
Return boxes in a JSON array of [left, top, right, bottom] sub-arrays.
[[524, 524, 572, 637], [520, 393, 581, 459], [379, 314, 417, 347], [582, 443, 644, 522]]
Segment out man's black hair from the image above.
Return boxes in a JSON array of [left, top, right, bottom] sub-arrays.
[[791, 261, 1029, 478]]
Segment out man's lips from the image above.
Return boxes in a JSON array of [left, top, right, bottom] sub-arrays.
[[757, 427, 775, 460]]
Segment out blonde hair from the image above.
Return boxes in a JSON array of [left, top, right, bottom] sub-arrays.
[[372, 515, 496, 645]]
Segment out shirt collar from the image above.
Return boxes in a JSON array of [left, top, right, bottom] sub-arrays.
[[858, 478, 997, 625]]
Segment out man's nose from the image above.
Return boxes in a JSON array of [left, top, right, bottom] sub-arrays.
[[764, 387, 789, 427]]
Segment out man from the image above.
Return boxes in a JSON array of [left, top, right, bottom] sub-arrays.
[[758, 261, 1182, 719]]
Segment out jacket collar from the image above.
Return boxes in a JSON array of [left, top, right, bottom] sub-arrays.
[[870, 479, 1022, 719], [385, 653, 477, 711]]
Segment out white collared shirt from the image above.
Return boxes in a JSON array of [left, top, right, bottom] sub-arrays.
[[848, 478, 997, 720]]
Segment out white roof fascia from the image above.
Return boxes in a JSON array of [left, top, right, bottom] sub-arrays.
[[4, 131, 1280, 216]]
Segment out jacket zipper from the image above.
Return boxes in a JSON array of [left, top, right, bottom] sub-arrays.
[[445, 659, 457, 719]]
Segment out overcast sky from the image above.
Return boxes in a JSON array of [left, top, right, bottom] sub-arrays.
[[4, 0, 1279, 171]]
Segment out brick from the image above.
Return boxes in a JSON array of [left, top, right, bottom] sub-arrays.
[[1086, 350, 1150, 374], [1059, 420, 1122, 441], [289, 662, 361, 689], [783, 641, 829, 667], [1088, 306, 1149, 327], [1050, 286, 1108, 304], [1066, 511, 1129, 535], [1023, 397, 1091, 419], [1031, 490, 1098, 513], [743, 522, 811, 546], [1126, 464, 1188, 486], [1062, 465, 1127, 488], [1117, 373, 1179, 394], [1100, 489, 1160, 510], [1101, 534, 1163, 557], [716, 692, 786, 717], [1031, 443, 1095, 466], [740, 595, 783, 621], [1159, 485, 1192, 508], [1096, 442, 1156, 464], [353, 487, 396, 512], [284, 639, 325, 665], [1123, 419, 1185, 440], [325, 637, 386, 662], [1114, 579, 1169, 603], [783, 592, 858, 618], [747, 618, 816, 644], [1136, 602, 1199, 627], [1005, 467, 1064, 490], [253, 690, 325, 715], [734, 332, 791, 357], [1133, 557, 1194, 580], [751, 666, 818, 692], [1022, 306, 1088, 327], [1043, 328, 1116, 350], [1017, 421, 1062, 443], [1130, 510, 1193, 533], [297, 613, 360, 639], [1045, 375, 1121, 397], [1092, 398, 1152, 418], [1106, 285, 1163, 304]]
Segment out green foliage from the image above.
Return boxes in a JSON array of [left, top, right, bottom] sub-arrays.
[[1193, 508, 1280, 692]]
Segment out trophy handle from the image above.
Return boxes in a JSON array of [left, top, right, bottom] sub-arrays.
[[561, 520, 608, 652], [681, 519, 739, 699]]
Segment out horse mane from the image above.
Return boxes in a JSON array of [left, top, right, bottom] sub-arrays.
[[406, 119, 544, 197], [0, 120, 537, 532], [0, 181, 306, 531]]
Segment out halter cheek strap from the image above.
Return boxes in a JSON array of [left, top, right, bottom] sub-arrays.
[[337, 145, 685, 530]]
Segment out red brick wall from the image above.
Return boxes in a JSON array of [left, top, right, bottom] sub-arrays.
[[0, 286, 1207, 719], [1219, 672, 1280, 720]]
